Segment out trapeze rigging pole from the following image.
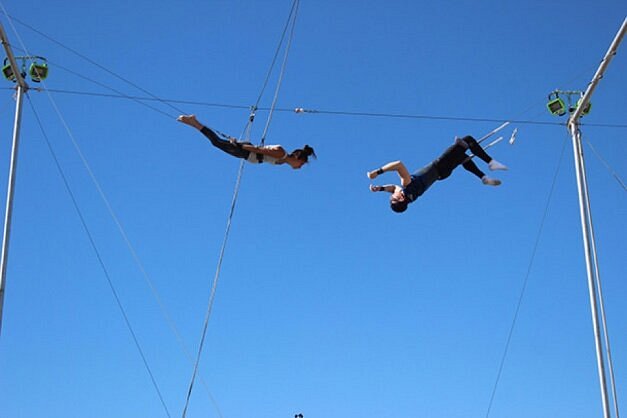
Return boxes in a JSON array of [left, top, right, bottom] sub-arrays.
[[0, 22, 29, 337], [566, 17, 626, 418]]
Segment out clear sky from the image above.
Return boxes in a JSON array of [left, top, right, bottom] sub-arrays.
[[0, 1, 625, 417]]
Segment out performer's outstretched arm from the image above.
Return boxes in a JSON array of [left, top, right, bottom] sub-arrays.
[[367, 161, 411, 186]]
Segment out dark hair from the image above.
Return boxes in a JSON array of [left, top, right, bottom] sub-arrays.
[[390, 198, 408, 213], [290, 145, 316, 162]]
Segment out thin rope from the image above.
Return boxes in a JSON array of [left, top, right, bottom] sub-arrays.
[[29, 87, 249, 111], [4, 16, 232, 142], [485, 132, 570, 417], [584, 137, 627, 191], [26, 94, 172, 418], [44, 55, 180, 118], [5, 13, 186, 116], [4, 84, 627, 129], [6, 44, 179, 120], [7, 11, 627, 138], [260, 0, 300, 145], [180, 106, 255, 416], [180, 1, 301, 413], [295, 108, 571, 126], [1, 7, 175, 414], [181, 158, 246, 418], [251, 0, 299, 108], [16, 87, 610, 128], [23, 86, 627, 129], [3, 12, 224, 416]]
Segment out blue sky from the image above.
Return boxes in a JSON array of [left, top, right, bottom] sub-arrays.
[[0, 1, 625, 417]]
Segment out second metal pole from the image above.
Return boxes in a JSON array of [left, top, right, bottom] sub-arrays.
[[569, 122, 611, 418], [0, 85, 26, 336]]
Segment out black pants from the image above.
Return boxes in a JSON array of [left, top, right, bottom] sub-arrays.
[[434, 136, 492, 180], [200, 127, 251, 160]]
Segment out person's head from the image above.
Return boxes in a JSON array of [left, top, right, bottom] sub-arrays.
[[287, 145, 316, 169], [390, 193, 409, 213]]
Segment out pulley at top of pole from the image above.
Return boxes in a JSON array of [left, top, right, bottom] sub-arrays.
[[546, 90, 591, 117], [2, 55, 48, 84]]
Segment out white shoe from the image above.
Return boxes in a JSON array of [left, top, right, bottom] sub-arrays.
[[489, 159, 508, 171], [482, 176, 502, 186]]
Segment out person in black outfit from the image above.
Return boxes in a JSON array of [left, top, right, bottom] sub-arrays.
[[367, 135, 507, 213], [178, 114, 315, 169]]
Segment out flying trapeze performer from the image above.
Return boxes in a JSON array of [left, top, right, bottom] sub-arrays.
[[178, 115, 316, 169], [367, 135, 508, 213]]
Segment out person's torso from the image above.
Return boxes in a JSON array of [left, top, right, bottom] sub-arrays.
[[403, 163, 440, 202], [246, 146, 286, 165]]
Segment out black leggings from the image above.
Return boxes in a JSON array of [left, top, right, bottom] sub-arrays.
[[460, 135, 492, 179], [200, 127, 250, 160], [460, 136, 492, 163], [435, 135, 493, 180]]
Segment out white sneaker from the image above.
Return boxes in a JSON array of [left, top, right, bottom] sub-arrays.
[[489, 159, 508, 171], [482, 176, 502, 186]]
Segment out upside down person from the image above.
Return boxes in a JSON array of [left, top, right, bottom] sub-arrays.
[[367, 135, 508, 213], [178, 114, 316, 169]]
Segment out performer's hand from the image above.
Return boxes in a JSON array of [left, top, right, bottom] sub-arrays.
[[369, 184, 380, 192], [367, 170, 378, 180]]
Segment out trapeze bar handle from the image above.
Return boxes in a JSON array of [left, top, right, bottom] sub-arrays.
[[509, 128, 518, 145], [477, 122, 510, 144], [465, 136, 503, 161]]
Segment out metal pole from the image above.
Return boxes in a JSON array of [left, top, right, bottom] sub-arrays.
[[0, 86, 25, 336], [0, 23, 29, 336], [566, 18, 626, 418], [569, 17, 626, 123], [569, 123, 611, 418], [582, 129, 621, 418]]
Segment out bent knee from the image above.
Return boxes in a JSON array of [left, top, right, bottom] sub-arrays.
[[457, 135, 478, 148]]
